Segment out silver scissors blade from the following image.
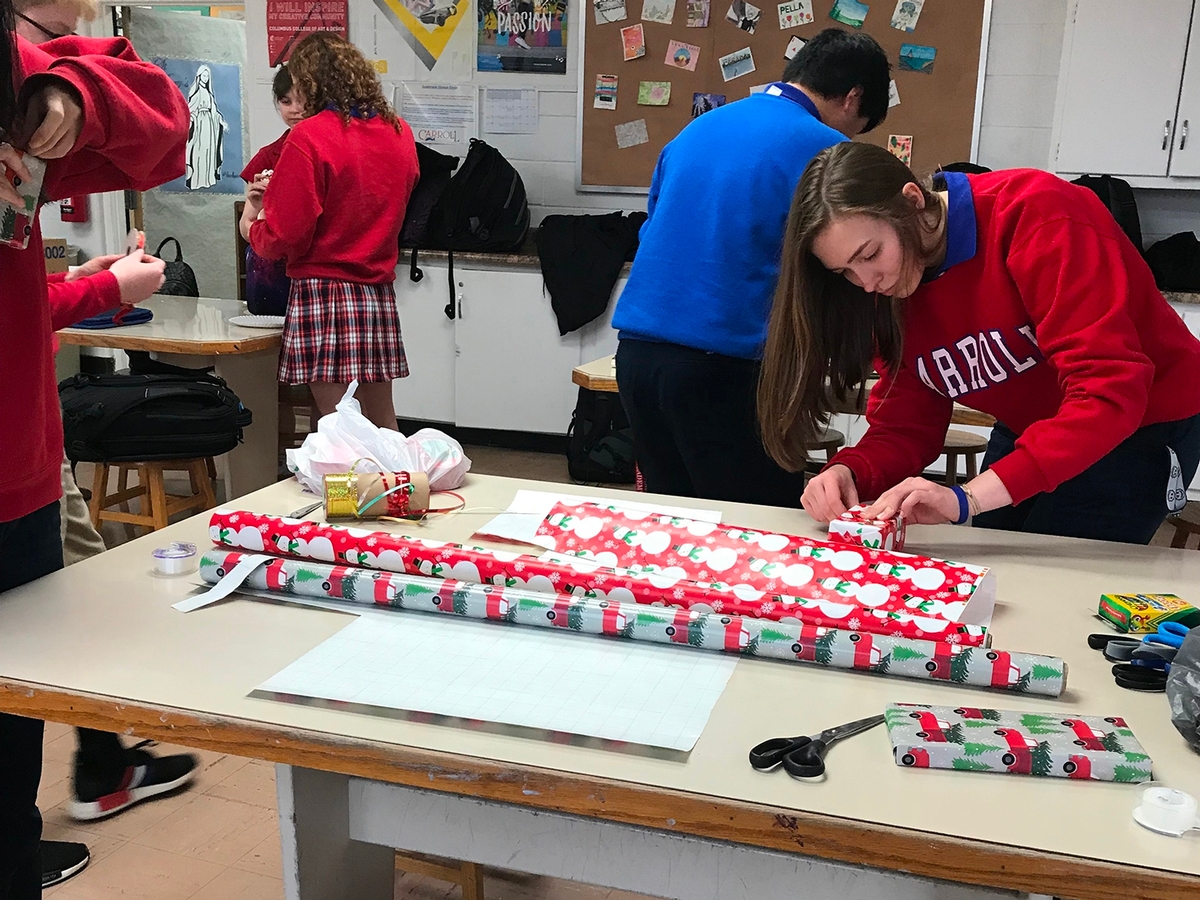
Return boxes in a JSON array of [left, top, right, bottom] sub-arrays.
[[817, 714, 885, 745], [287, 500, 322, 519]]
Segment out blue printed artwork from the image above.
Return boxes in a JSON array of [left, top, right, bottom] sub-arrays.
[[153, 58, 244, 194]]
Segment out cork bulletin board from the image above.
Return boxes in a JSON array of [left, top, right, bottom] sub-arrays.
[[577, 0, 988, 190]]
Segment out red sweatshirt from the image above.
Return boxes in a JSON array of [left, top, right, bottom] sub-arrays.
[[241, 130, 288, 183], [831, 169, 1200, 506], [49, 271, 121, 334], [249, 110, 418, 284], [0, 36, 188, 523]]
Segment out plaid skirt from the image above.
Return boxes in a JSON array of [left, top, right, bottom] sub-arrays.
[[278, 277, 409, 385]]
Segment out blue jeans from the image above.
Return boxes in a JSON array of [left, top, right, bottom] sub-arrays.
[[0, 502, 63, 899], [974, 414, 1200, 544]]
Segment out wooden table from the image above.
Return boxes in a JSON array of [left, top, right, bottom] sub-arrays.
[[1, 475, 1198, 900], [58, 296, 283, 501]]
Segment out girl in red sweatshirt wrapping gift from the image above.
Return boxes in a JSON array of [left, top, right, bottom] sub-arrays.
[[240, 31, 419, 428], [758, 141, 1200, 544]]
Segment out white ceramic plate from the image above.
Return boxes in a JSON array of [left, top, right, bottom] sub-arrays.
[[229, 314, 285, 329]]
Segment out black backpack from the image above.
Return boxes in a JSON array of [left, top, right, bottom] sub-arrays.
[[1146, 232, 1200, 291], [59, 373, 252, 463], [428, 138, 530, 253], [1071, 174, 1144, 253], [566, 387, 635, 484], [400, 143, 459, 250], [154, 237, 200, 297]]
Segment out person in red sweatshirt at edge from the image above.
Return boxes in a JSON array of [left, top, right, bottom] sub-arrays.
[[240, 31, 418, 429], [0, 2, 188, 895], [757, 141, 1200, 544]]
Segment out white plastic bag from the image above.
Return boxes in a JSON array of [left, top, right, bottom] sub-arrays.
[[286, 382, 470, 494]]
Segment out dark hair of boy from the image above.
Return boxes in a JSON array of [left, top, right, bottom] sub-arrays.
[[782, 28, 891, 133], [1, 0, 16, 131], [271, 64, 292, 102]]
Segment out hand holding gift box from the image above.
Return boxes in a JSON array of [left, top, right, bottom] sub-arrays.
[[829, 506, 906, 551]]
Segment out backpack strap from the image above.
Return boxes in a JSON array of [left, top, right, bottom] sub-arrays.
[[155, 237, 184, 262], [409, 248, 424, 283], [444, 248, 456, 321]]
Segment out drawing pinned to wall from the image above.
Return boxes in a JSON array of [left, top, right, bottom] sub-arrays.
[[665, 39, 700, 70], [266, 0, 347, 65], [725, 0, 759, 33], [638, 80, 671, 105], [776, 0, 812, 30], [887, 133, 912, 164], [685, 0, 709, 25], [615, 118, 650, 148], [888, 77, 900, 107], [621, 22, 646, 59], [691, 92, 725, 117], [153, 58, 243, 194], [784, 34, 804, 59], [479, 0, 568, 72], [718, 46, 754, 81], [594, 73, 619, 109], [828, 0, 868, 28], [889, 0, 923, 32], [372, 0, 471, 72], [641, 0, 676, 24], [898, 42, 935, 72], [595, 0, 627, 23]]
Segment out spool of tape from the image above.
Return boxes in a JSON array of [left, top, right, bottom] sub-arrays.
[[152, 541, 198, 576], [1133, 787, 1200, 836]]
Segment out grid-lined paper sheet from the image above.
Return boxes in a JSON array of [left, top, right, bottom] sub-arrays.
[[258, 613, 736, 751]]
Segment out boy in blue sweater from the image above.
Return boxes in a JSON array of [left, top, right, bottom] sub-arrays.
[[612, 29, 890, 506]]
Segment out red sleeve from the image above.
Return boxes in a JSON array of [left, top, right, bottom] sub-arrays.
[[241, 132, 287, 183], [17, 36, 188, 199], [249, 136, 321, 262], [48, 271, 121, 331], [987, 218, 1156, 504], [827, 361, 953, 502]]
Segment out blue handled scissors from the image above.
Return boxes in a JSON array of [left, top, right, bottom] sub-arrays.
[[1131, 621, 1191, 670], [749, 714, 884, 779]]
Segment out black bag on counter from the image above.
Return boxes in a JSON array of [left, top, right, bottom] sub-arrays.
[[1071, 174, 1144, 253], [154, 237, 200, 297], [1146, 232, 1200, 291], [400, 143, 459, 249], [59, 373, 252, 463], [566, 387, 635, 484], [427, 138, 530, 253]]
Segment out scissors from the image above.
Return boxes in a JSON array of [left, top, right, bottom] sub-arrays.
[[749, 714, 884, 779], [1089, 623, 1193, 692]]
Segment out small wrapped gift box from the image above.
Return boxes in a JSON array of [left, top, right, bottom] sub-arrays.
[[829, 506, 906, 551]]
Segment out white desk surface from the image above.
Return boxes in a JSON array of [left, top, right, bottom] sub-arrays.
[[57, 296, 283, 355], [1, 475, 1197, 897]]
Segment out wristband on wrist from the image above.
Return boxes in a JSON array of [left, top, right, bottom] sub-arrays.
[[962, 484, 980, 517], [950, 485, 970, 525]]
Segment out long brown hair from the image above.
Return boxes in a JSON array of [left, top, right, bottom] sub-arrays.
[[287, 32, 399, 130], [757, 141, 945, 471]]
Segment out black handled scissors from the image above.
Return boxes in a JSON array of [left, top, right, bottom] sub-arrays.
[[749, 713, 885, 779]]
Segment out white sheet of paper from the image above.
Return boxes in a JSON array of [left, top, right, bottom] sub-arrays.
[[397, 83, 477, 145], [174, 554, 271, 612], [476, 489, 721, 548], [258, 613, 736, 751], [482, 87, 539, 134]]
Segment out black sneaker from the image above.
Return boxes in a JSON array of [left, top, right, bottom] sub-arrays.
[[41, 840, 89, 887], [70, 740, 198, 821]]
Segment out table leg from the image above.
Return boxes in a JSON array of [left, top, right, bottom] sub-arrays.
[[277, 765, 395, 900]]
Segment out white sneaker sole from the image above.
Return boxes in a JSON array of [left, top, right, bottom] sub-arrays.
[[68, 769, 195, 822], [42, 851, 89, 887]]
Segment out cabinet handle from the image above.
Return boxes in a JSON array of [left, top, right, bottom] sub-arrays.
[[1164, 120, 1173, 151], [1182, 120, 1190, 151]]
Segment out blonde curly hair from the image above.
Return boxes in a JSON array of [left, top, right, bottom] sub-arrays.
[[287, 32, 398, 130]]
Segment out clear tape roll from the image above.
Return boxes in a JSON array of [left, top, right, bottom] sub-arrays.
[[152, 541, 198, 576], [1133, 786, 1200, 837]]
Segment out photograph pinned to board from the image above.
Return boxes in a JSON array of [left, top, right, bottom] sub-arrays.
[[621, 22, 646, 59], [615, 118, 650, 149], [397, 82, 477, 144], [692, 92, 726, 117], [638, 81, 672, 105], [153, 58, 243, 194], [828, 0, 869, 28], [665, 39, 700, 70], [641, 0, 676, 24], [888, 77, 900, 107], [595, 0, 628, 24], [719, 46, 755, 81], [725, 0, 760, 33], [477, 0, 568, 74], [898, 42, 936, 73], [889, 0, 924, 32], [594, 73, 620, 109], [777, 0, 812, 30], [784, 34, 805, 60], [887, 133, 913, 165], [686, 0, 710, 26]]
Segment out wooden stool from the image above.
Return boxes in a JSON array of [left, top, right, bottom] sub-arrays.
[[942, 429, 989, 487], [804, 428, 845, 466], [394, 851, 483, 900], [89, 458, 217, 533], [1168, 501, 1200, 549], [279, 383, 317, 452]]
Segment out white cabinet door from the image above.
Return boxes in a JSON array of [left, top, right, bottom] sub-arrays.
[[1055, 0, 1192, 176], [392, 265, 457, 424], [454, 267, 583, 434], [1171, 29, 1200, 176], [576, 276, 625, 364]]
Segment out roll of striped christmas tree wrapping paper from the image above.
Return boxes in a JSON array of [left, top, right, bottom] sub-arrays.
[[199, 550, 1067, 696], [207, 510, 989, 646]]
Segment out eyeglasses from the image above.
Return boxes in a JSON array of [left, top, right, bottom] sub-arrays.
[[17, 12, 75, 41]]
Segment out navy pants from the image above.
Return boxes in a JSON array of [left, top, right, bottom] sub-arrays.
[[616, 339, 807, 507], [974, 414, 1200, 544], [0, 502, 62, 900]]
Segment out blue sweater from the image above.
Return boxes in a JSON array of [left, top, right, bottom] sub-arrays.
[[612, 88, 846, 359]]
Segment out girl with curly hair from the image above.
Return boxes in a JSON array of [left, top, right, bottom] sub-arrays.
[[241, 31, 418, 427]]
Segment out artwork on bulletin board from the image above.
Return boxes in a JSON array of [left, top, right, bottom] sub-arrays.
[[828, 0, 868, 28], [478, 0, 568, 73], [691, 92, 726, 117], [889, 0, 923, 32], [371, 0, 472, 72], [641, 0, 676, 25], [152, 58, 243, 194], [898, 41, 936, 73], [725, 0, 760, 33], [594, 0, 627, 23], [265, 0, 348, 66], [685, 0, 710, 26]]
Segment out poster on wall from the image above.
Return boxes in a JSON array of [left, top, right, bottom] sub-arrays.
[[478, 0, 568, 73], [266, 0, 348, 66], [152, 58, 244, 194], [397, 82, 478, 144], [372, 0, 473, 72]]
